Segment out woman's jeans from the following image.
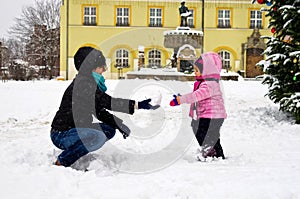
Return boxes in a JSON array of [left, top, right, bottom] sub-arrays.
[[51, 123, 115, 167]]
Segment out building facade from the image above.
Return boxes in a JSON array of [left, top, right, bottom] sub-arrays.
[[60, 0, 271, 80]]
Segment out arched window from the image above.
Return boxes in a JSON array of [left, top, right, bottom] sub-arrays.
[[148, 49, 161, 67], [115, 49, 129, 68], [218, 50, 231, 70]]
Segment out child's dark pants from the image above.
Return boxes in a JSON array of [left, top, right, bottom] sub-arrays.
[[191, 118, 225, 159]]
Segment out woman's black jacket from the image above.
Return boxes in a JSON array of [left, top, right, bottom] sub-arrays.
[[51, 74, 135, 132]]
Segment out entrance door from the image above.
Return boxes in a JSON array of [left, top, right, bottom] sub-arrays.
[[246, 48, 264, 78]]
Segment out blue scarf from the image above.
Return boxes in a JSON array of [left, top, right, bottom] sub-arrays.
[[92, 72, 107, 92]]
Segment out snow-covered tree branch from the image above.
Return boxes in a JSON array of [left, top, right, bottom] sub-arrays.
[[253, 0, 300, 124]]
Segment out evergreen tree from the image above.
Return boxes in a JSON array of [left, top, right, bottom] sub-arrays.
[[253, 0, 300, 124]]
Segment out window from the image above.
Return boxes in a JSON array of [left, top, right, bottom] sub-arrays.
[[84, 6, 97, 25], [148, 49, 161, 67], [250, 10, 262, 29], [149, 8, 162, 27], [187, 9, 194, 28], [115, 49, 129, 68], [218, 51, 231, 70], [218, 9, 231, 28], [116, 7, 130, 26]]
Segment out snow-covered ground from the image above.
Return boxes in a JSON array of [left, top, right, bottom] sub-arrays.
[[0, 79, 300, 199]]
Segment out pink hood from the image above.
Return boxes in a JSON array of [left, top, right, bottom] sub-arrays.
[[196, 52, 222, 79]]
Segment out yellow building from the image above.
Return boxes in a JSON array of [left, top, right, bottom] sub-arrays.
[[60, 0, 271, 80]]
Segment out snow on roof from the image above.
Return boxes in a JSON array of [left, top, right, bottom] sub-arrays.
[[164, 27, 203, 36]]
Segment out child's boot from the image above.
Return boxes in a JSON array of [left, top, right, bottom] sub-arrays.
[[214, 140, 225, 159], [197, 146, 216, 161]]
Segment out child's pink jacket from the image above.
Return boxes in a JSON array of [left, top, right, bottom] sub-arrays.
[[180, 52, 227, 119]]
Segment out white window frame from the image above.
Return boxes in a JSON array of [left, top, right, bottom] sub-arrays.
[[84, 6, 97, 25], [250, 10, 262, 29], [218, 51, 231, 70], [116, 7, 130, 26], [116, 49, 129, 68], [149, 8, 162, 27], [148, 49, 161, 67], [187, 9, 194, 28], [218, 9, 231, 28]]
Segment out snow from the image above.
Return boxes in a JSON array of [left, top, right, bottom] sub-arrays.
[[290, 51, 300, 56], [14, 59, 29, 66], [1, 79, 300, 199], [256, 60, 271, 72], [177, 44, 197, 59], [266, 53, 286, 61], [163, 27, 203, 36], [127, 68, 180, 76], [220, 69, 239, 77], [283, 19, 293, 29], [127, 68, 240, 79], [279, 5, 296, 10]]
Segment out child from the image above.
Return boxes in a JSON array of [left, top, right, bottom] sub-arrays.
[[169, 52, 227, 160], [51, 46, 153, 167]]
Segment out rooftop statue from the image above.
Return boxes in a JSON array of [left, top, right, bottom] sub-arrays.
[[179, 0, 192, 27]]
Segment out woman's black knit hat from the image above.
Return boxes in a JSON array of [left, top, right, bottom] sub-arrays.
[[74, 46, 106, 72]]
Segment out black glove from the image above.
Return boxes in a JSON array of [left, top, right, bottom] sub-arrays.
[[117, 123, 131, 139], [112, 116, 131, 139], [138, 99, 152, 109]]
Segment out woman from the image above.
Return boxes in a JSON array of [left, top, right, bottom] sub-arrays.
[[51, 46, 153, 167]]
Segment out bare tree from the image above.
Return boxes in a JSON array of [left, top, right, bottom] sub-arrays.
[[9, 0, 61, 80], [0, 38, 25, 80], [9, 0, 60, 42], [5, 38, 26, 60], [1, 38, 36, 81]]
